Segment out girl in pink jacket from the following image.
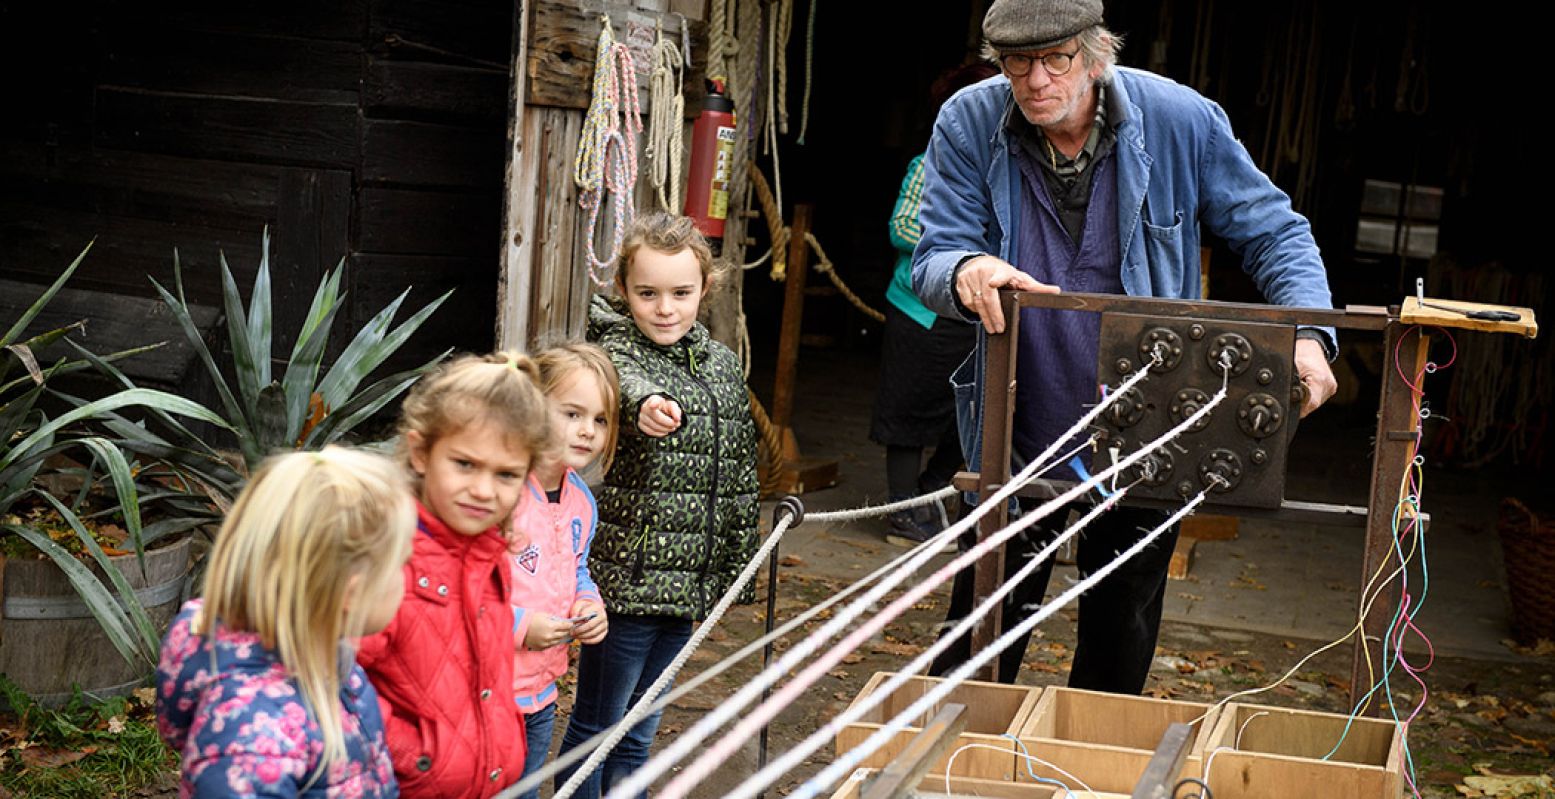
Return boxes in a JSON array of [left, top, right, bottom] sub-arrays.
[[507, 343, 619, 798]]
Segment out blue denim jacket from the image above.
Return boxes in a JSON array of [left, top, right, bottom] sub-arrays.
[[911, 67, 1335, 473]]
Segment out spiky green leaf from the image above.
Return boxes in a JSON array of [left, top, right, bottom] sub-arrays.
[[1, 388, 234, 475], [4, 523, 154, 669], [317, 289, 452, 410], [1, 240, 93, 347], [150, 274, 247, 434]]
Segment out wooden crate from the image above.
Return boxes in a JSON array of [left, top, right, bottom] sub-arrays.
[[835, 672, 1042, 781], [827, 768, 1133, 799], [1015, 686, 1218, 794], [1199, 703, 1404, 799]]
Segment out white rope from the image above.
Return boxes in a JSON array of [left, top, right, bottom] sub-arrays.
[[791, 490, 1210, 799], [496, 515, 951, 799], [549, 511, 795, 799], [707, 0, 730, 80], [574, 15, 641, 286], [606, 358, 1170, 799], [762, 0, 785, 240], [735, 486, 1132, 798], [808, 485, 958, 523], [646, 20, 685, 212], [687, 377, 1228, 799]]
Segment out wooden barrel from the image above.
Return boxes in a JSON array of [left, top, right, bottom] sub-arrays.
[[0, 535, 191, 706]]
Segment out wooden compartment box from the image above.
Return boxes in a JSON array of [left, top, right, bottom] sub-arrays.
[[835, 672, 1042, 781], [1015, 686, 1218, 794], [827, 768, 1131, 799], [1199, 703, 1404, 799]]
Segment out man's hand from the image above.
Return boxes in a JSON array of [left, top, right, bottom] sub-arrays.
[[638, 394, 682, 437], [953, 255, 1059, 334], [1294, 338, 1337, 417]]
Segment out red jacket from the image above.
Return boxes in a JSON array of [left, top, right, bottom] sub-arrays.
[[358, 504, 526, 799]]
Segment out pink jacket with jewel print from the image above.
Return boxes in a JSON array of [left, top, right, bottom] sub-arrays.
[[507, 469, 602, 711]]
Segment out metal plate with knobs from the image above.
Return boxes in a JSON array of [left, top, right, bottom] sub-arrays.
[[1093, 313, 1297, 509]]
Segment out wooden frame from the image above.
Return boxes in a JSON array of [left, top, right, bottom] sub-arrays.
[[835, 672, 1042, 781], [827, 769, 1133, 799], [1198, 703, 1404, 799], [1014, 687, 1218, 794]]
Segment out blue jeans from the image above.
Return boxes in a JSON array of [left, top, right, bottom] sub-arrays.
[[555, 614, 692, 799], [516, 701, 555, 799]]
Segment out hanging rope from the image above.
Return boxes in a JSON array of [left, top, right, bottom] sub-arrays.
[[774, 0, 794, 134], [747, 389, 786, 497], [806, 232, 886, 323], [646, 19, 685, 212], [796, 0, 817, 144], [748, 160, 788, 277], [574, 15, 641, 286]]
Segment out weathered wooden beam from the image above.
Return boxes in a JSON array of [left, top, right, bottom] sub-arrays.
[[861, 703, 969, 799], [526, 0, 708, 112]]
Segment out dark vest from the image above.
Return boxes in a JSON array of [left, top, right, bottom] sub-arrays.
[[1010, 141, 1123, 476]]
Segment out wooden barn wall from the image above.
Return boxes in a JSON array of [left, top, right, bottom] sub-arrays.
[[501, 0, 707, 348], [0, 0, 514, 390]]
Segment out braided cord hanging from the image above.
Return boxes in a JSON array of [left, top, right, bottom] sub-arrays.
[[646, 20, 686, 212], [574, 15, 642, 286]]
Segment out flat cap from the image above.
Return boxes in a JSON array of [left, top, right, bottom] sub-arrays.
[[983, 0, 1103, 52]]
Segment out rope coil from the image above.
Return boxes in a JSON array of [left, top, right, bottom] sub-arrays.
[[574, 15, 642, 286], [646, 19, 685, 212]]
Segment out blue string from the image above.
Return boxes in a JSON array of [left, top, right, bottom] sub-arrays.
[[1070, 457, 1110, 498], [1005, 734, 1075, 799]]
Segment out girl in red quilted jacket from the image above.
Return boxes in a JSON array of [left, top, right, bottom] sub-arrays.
[[358, 351, 553, 799], [506, 342, 618, 799]]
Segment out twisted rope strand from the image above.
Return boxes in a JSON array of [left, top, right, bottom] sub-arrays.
[[575, 16, 641, 285], [647, 21, 686, 211]]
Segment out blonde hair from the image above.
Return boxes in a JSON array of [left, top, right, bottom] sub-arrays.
[[614, 211, 721, 291], [396, 350, 554, 472], [536, 342, 621, 475], [196, 447, 416, 772]]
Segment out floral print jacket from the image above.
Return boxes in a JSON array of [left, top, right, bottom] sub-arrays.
[[156, 600, 399, 798]]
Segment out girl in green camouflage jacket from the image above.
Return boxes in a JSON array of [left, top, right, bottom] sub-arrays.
[[555, 212, 758, 799]]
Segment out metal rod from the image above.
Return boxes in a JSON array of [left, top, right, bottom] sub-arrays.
[[758, 496, 803, 798], [1014, 290, 1394, 331]]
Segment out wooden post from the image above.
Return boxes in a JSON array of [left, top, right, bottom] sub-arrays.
[[766, 203, 838, 493], [771, 203, 812, 440], [1350, 322, 1429, 715], [971, 292, 1020, 682], [496, 0, 534, 350]]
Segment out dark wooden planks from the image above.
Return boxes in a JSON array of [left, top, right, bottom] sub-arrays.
[[364, 59, 510, 123], [94, 87, 357, 170], [370, 0, 514, 66], [98, 30, 361, 105], [361, 119, 507, 189], [358, 188, 500, 257]]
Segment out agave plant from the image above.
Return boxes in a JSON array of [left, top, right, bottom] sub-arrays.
[[1, 241, 235, 669], [96, 228, 452, 510]]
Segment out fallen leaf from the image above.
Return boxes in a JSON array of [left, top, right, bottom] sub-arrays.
[[1462, 772, 1554, 797], [133, 686, 157, 706], [870, 641, 924, 658], [107, 716, 126, 734], [841, 653, 865, 665], [19, 746, 96, 769], [1177, 593, 1203, 601], [779, 555, 805, 567], [829, 669, 851, 680]]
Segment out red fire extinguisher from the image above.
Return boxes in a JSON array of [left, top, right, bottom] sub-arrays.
[[683, 78, 737, 254]]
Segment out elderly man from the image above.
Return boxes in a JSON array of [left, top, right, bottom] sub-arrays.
[[914, 0, 1338, 693]]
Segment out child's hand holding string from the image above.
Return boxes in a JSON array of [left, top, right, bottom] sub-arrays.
[[638, 395, 683, 437], [569, 600, 608, 645], [523, 613, 575, 650]]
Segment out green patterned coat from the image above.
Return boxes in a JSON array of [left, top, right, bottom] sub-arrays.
[[586, 295, 759, 620]]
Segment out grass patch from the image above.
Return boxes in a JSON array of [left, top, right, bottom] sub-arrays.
[[0, 675, 176, 799]]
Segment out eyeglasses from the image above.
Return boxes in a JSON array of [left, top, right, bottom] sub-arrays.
[[999, 47, 1081, 78]]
